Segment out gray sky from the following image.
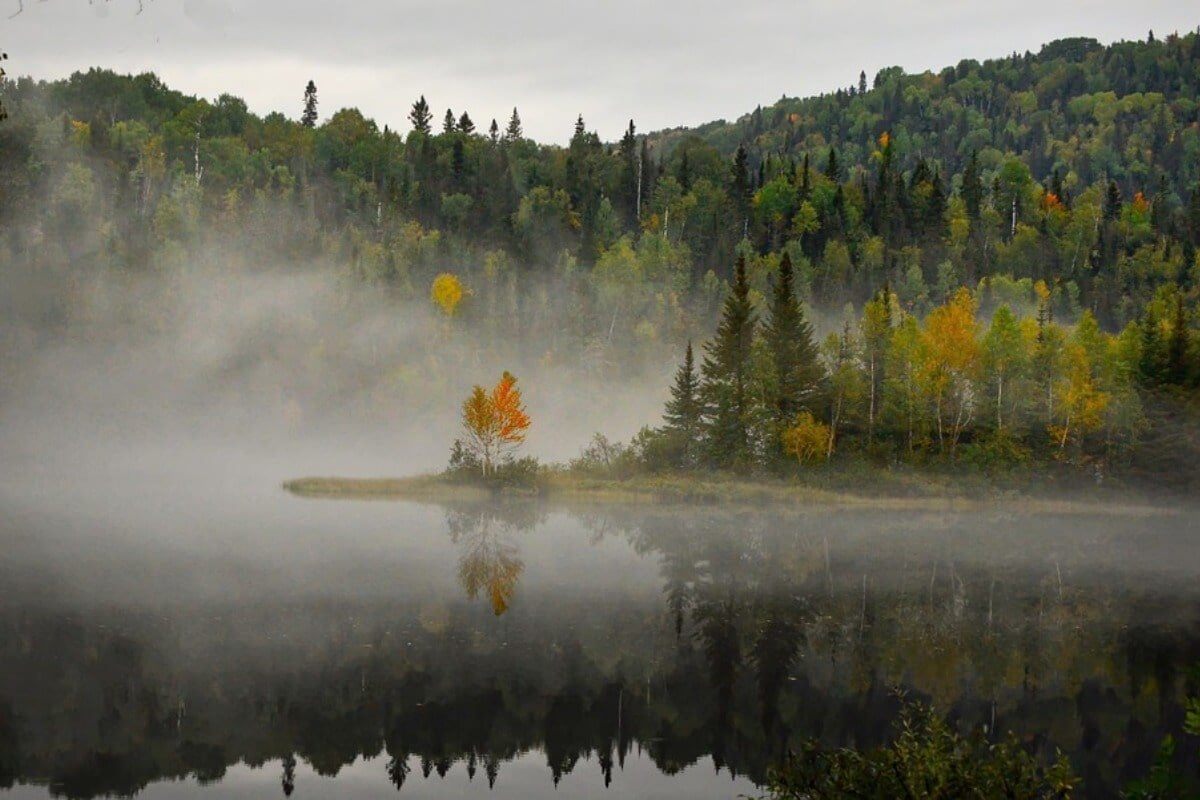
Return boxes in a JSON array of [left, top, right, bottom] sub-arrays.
[[4, 1, 1198, 143]]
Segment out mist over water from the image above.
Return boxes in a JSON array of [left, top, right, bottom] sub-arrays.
[[2, 237, 1200, 798], [4, 446, 1200, 798]]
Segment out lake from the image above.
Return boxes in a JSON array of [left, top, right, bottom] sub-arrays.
[[2, 462, 1199, 798]]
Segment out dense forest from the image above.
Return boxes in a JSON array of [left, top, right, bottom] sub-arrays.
[[3, 31, 1200, 480]]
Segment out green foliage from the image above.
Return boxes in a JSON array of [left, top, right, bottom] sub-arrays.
[[700, 256, 756, 468], [662, 342, 702, 467], [767, 702, 1078, 800]]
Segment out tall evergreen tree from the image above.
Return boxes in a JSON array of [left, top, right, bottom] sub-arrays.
[[701, 256, 756, 468], [1167, 291, 1190, 385], [677, 149, 692, 192], [504, 107, 522, 141], [1104, 180, 1122, 220], [731, 145, 752, 240], [458, 111, 475, 134], [301, 80, 318, 128], [961, 150, 983, 220], [488, 118, 499, 143], [764, 251, 822, 424], [662, 341, 702, 466], [408, 95, 432, 135], [442, 108, 456, 134], [823, 147, 840, 183]]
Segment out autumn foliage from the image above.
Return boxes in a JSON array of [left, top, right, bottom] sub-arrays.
[[431, 272, 465, 316], [781, 412, 831, 464], [460, 372, 531, 476]]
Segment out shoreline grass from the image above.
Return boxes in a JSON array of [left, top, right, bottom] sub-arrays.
[[282, 471, 1179, 517]]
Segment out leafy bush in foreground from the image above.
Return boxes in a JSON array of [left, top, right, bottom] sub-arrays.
[[766, 703, 1077, 800]]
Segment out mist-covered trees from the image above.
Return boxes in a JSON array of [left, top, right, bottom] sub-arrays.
[[700, 256, 756, 468], [456, 372, 531, 477], [653, 264, 1153, 473], [4, 33, 1200, 481]]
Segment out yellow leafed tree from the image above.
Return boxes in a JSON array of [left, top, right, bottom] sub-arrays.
[[460, 371, 531, 476], [431, 272, 465, 316], [919, 288, 981, 456], [782, 411, 831, 464], [1049, 343, 1109, 453]]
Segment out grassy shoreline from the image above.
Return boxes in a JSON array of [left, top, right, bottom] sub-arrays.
[[281, 470, 1179, 517]]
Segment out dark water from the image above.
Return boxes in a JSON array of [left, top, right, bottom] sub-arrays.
[[2, 476, 1200, 798]]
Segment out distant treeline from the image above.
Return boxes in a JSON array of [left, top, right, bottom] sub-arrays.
[[3, 32, 1200, 471], [2, 33, 1200, 326]]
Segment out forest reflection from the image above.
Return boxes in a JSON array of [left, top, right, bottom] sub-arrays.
[[2, 501, 1199, 798]]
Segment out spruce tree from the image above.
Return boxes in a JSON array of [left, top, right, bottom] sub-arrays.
[[458, 111, 475, 134], [1139, 309, 1165, 385], [764, 251, 821, 423], [488, 118, 499, 143], [701, 256, 756, 468], [859, 70, 868, 95], [1104, 180, 1122, 220], [301, 80, 318, 128], [442, 109, 456, 134], [731, 145, 751, 238], [408, 95, 432, 135], [677, 149, 691, 192], [662, 341, 702, 466], [1167, 292, 1190, 385], [961, 150, 983, 220], [504, 108, 522, 141], [823, 147, 840, 183]]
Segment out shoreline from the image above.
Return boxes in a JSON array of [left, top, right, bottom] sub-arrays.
[[281, 472, 1180, 517]]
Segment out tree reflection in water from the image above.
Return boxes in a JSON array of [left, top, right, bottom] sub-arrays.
[[1, 502, 1198, 798], [446, 504, 539, 616]]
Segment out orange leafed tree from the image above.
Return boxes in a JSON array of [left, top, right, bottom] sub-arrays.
[[460, 371, 531, 475]]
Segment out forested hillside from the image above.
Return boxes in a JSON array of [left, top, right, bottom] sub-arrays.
[[3, 32, 1200, 326], [3, 31, 1200, 480]]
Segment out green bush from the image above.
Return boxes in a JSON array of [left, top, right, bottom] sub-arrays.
[[959, 430, 1033, 472], [766, 702, 1077, 799], [445, 439, 540, 489]]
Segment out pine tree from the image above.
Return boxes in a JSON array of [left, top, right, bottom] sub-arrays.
[[1167, 291, 1190, 385], [765, 251, 822, 425], [823, 147, 840, 183], [677, 149, 691, 192], [731, 145, 751, 239], [701, 256, 756, 468], [1104, 180, 1122, 220], [662, 341, 702, 466], [408, 95, 432, 135], [573, 114, 586, 141], [301, 80, 318, 128], [858, 70, 868, 95], [488, 118, 499, 143], [1139, 308, 1165, 385], [442, 109, 456, 134], [961, 150, 983, 220], [504, 107, 522, 141], [458, 111, 475, 134], [0, 53, 8, 123]]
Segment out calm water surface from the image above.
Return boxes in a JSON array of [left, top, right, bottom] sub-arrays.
[[2, 461, 1199, 798]]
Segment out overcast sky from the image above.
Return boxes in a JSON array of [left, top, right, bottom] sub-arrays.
[[4, 1, 1198, 143]]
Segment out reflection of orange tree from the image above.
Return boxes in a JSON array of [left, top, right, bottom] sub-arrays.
[[446, 505, 539, 615]]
